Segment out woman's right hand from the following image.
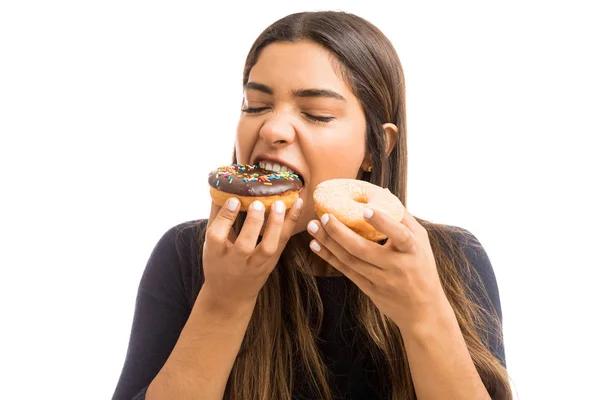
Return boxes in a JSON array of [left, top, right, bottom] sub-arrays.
[[201, 197, 303, 310]]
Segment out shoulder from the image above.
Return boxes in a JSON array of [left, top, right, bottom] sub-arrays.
[[146, 219, 207, 269], [444, 225, 497, 288], [443, 226, 508, 367], [140, 219, 208, 309], [441, 225, 491, 272], [426, 223, 502, 318], [422, 222, 506, 366], [428, 223, 492, 272], [450, 225, 502, 319], [158, 218, 207, 244], [157, 219, 207, 255]]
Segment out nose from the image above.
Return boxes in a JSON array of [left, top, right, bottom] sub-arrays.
[[258, 112, 296, 147]]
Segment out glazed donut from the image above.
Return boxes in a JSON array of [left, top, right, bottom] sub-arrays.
[[208, 164, 303, 211], [313, 179, 404, 241]]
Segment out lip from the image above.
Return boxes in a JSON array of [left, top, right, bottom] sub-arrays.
[[251, 154, 305, 182]]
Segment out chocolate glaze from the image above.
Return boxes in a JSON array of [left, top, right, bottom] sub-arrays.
[[208, 164, 303, 197]]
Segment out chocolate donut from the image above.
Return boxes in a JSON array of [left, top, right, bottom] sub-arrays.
[[208, 164, 303, 211]]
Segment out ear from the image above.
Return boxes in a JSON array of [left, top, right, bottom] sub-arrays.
[[382, 123, 398, 156], [361, 123, 399, 171]]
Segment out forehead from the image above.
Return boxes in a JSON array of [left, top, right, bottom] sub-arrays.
[[248, 41, 353, 97]]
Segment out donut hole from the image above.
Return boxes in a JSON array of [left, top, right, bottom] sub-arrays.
[[353, 195, 369, 204]]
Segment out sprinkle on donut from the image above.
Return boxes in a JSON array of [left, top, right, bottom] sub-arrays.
[[208, 164, 303, 208]]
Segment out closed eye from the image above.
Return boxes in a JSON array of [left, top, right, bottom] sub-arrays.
[[241, 107, 270, 114], [241, 107, 335, 123], [302, 113, 334, 123]]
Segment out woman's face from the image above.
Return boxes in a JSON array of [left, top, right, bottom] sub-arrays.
[[236, 41, 368, 234]]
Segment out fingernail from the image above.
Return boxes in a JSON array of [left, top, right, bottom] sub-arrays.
[[310, 240, 321, 252], [227, 198, 240, 211], [252, 200, 264, 211], [274, 200, 285, 214], [363, 208, 374, 219], [320, 213, 329, 226], [307, 221, 319, 234], [294, 198, 303, 209]]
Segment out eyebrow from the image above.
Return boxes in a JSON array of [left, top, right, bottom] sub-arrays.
[[244, 81, 346, 101]]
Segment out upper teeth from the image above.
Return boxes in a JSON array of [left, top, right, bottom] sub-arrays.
[[258, 161, 294, 174]]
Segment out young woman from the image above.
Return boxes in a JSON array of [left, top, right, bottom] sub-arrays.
[[112, 11, 511, 400]]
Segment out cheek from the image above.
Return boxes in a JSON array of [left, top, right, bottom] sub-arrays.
[[235, 118, 259, 163], [310, 130, 366, 176]]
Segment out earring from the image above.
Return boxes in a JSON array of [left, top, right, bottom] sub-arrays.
[[367, 166, 373, 172]]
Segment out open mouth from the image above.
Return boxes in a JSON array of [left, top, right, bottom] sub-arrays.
[[257, 160, 305, 184]]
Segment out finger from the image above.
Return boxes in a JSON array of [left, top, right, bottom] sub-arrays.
[[363, 208, 417, 253], [278, 197, 304, 247], [252, 197, 304, 266], [307, 217, 383, 283], [309, 239, 375, 296], [208, 198, 240, 241], [309, 213, 384, 267], [207, 200, 222, 229], [279, 198, 304, 246], [251, 200, 287, 264], [400, 208, 426, 238], [206, 197, 240, 247], [273, 197, 304, 253], [234, 200, 266, 258]]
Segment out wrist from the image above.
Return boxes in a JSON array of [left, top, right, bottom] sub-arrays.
[[395, 297, 457, 340], [198, 284, 258, 318]]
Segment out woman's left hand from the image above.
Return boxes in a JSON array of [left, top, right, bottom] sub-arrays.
[[307, 208, 452, 331]]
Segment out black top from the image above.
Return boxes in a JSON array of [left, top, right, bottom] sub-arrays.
[[112, 220, 506, 400]]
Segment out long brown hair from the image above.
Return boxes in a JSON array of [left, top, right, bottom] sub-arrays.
[[198, 11, 511, 399]]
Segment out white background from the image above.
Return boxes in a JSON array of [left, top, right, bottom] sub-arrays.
[[1, 1, 598, 399]]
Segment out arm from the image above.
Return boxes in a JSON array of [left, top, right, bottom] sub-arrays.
[[111, 289, 191, 400], [399, 229, 505, 400], [147, 198, 302, 399], [111, 220, 259, 400], [114, 197, 301, 399], [304, 209, 506, 399], [146, 288, 256, 400], [111, 222, 199, 400], [400, 300, 492, 400], [111, 221, 258, 400]]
